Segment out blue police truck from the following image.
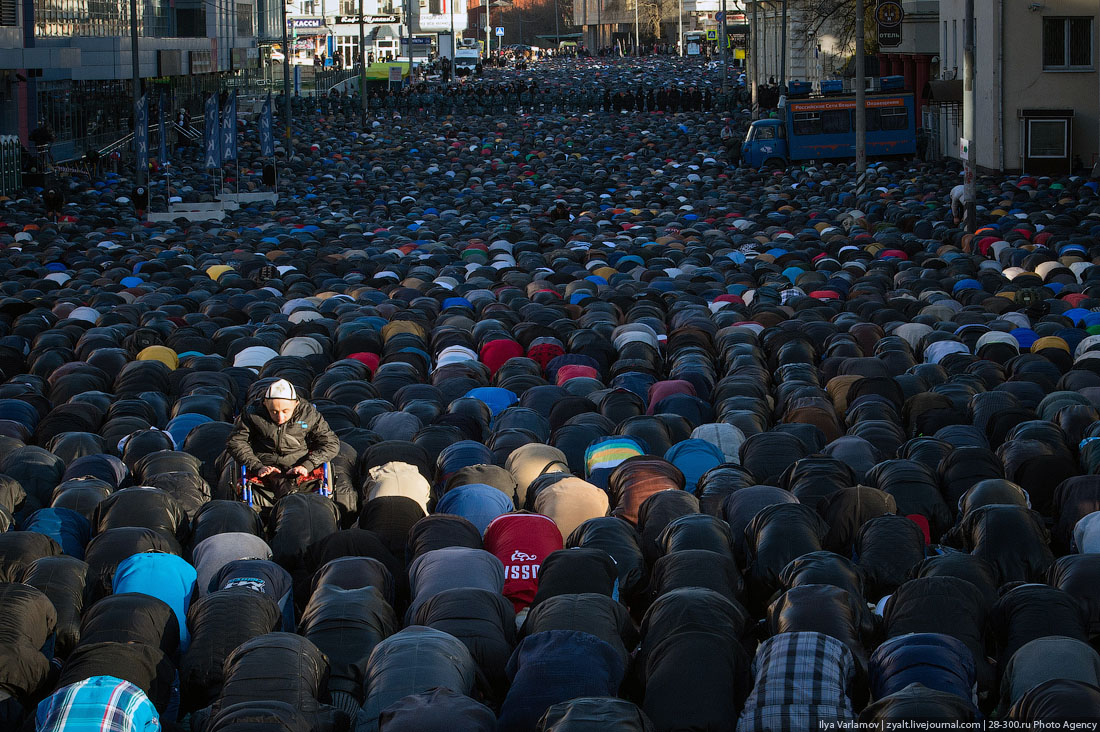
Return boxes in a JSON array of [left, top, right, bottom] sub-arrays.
[[741, 77, 917, 169]]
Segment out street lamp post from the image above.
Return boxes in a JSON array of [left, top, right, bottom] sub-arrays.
[[282, 0, 292, 150], [554, 0, 560, 51], [719, 0, 727, 99], [678, 0, 682, 56], [855, 0, 866, 174], [633, 0, 639, 55], [962, 0, 975, 232], [778, 0, 786, 92], [488, 0, 509, 53], [359, 0, 367, 123], [129, 0, 143, 188], [750, 0, 758, 119]]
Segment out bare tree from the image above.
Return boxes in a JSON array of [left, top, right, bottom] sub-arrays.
[[502, 0, 576, 45], [788, 0, 878, 58], [638, 0, 677, 42]]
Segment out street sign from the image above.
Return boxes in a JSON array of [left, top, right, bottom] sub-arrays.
[[715, 11, 724, 21], [876, 0, 903, 47], [495, 26, 504, 36], [959, 137, 970, 161], [879, 29, 902, 46], [399, 37, 432, 45], [389, 66, 403, 82], [875, 0, 904, 26]]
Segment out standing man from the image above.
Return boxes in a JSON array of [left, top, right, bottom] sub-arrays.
[[950, 180, 972, 226]]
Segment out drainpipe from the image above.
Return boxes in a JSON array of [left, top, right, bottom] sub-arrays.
[[997, 0, 1004, 172]]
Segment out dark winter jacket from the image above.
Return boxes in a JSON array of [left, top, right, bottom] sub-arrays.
[[227, 398, 340, 473]]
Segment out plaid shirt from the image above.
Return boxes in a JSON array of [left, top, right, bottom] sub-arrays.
[[36, 676, 160, 732], [738, 632, 857, 732]]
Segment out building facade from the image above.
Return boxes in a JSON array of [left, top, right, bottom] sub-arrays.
[[284, 0, 406, 66], [571, 0, 716, 52], [0, 0, 259, 159], [934, 0, 1098, 174]]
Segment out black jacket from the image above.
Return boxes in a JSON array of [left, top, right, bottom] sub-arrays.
[[227, 399, 340, 473]]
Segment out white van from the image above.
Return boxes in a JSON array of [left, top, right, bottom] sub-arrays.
[[454, 48, 480, 76]]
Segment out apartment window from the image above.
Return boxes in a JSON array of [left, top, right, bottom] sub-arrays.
[[952, 19, 957, 70], [237, 2, 253, 34], [942, 20, 947, 69], [339, 0, 358, 14], [1043, 17, 1093, 69], [177, 7, 205, 36]]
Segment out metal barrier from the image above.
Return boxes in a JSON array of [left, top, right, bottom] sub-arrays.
[[57, 120, 203, 166], [227, 68, 360, 98], [313, 68, 360, 94], [0, 136, 21, 195]]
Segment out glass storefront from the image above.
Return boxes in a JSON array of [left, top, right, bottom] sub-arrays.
[[36, 79, 133, 150]]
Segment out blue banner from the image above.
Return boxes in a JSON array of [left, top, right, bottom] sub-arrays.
[[134, 93, 148, 173], [203, 93, 220, 169], [222, 90, 237, 161], [260, 92, 274, 158], [157, 89, 167, 165]]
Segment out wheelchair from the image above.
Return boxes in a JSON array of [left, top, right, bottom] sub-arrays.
[[237, 462, 334, 507]]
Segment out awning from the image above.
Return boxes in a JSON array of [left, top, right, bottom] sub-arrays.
[[924, 79, 962, 104], [365, 62, 409, 79], [534, 33, 584, 42]]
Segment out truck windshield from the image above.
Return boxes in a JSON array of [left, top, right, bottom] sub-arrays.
[[750, 125, 776, 141]]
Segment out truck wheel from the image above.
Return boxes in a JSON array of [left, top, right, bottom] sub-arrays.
[[764, 158, 786, 170]]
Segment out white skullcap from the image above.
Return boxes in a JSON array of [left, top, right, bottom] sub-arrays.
[[264, 378, 297, 401]]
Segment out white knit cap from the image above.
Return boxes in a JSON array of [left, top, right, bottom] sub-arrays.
[[264, 378, 297, 401]]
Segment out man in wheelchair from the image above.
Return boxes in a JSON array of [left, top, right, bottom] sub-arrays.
[[226, 378, 341, 506]]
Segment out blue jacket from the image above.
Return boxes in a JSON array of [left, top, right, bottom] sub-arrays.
[[112, 553, 197, 654]]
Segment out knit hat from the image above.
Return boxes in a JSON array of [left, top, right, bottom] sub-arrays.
[[264, 378, 298, 401]]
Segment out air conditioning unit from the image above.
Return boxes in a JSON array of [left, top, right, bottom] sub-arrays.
[[844, 76, 878, 93], [880, 74, 905, 91], [787, 80, 811, 97]]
